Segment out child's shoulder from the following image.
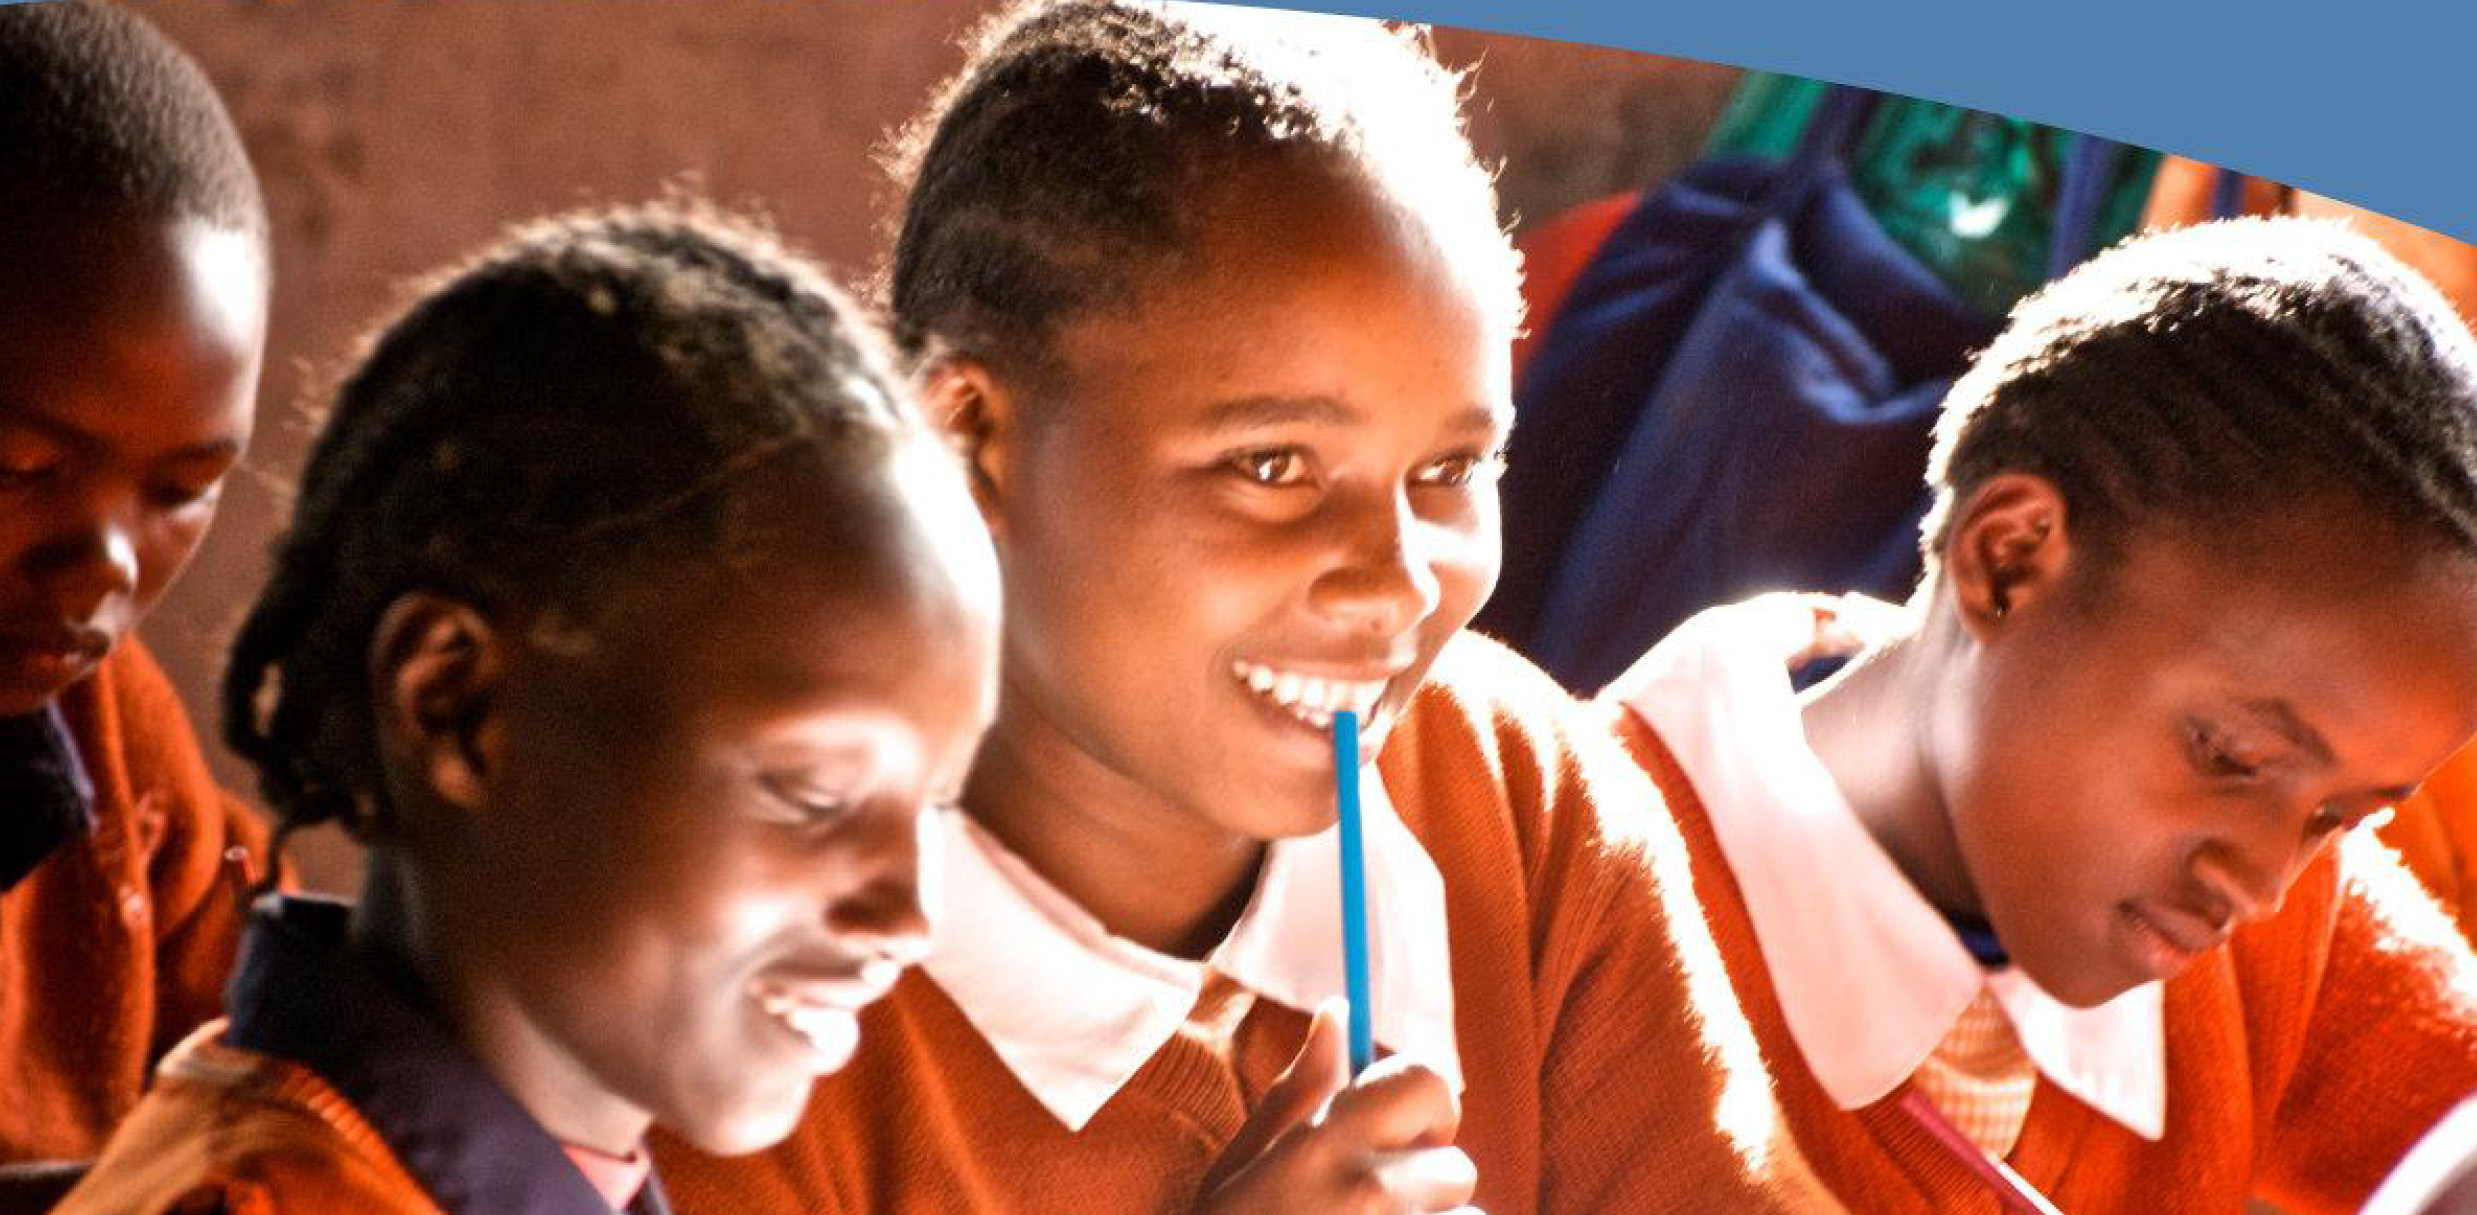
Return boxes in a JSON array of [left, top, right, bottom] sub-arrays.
[[1392, 630, 1584, 769], [56, 1031, 443, 1215], [1388, 631, 1681, 886]]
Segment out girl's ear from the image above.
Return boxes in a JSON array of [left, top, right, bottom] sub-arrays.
[[918, 357, 1018, 541], [1946, 472, 2074, 641], [368, 592, 506, 814]]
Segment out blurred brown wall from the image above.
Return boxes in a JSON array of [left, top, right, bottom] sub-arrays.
[[117, 0, 1737, 890]]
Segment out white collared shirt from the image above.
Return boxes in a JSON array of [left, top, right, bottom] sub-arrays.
[[922, 776, 1462, 1132], [1608, 594, 2166, 1141]]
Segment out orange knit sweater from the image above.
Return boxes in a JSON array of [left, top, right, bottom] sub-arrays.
[[1618, 709, 2477, 1215], [654, 635, 1839, 1215], [49, 1025, 448, 1215], [2382, 744, 2477, 943], [1, 640, 268, 1165]]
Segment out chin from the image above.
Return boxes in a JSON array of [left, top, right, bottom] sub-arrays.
[[1203, 777, 1341, 842], [667, 1092, 814, 1158], [0, 673, 81, 717], [2016, 946, 2142, 1009]]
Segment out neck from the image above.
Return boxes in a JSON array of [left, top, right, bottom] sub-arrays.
[[1797, 615, 1986, 921], [352, 849, 652, 1156], [964, 686, 1266, 959]]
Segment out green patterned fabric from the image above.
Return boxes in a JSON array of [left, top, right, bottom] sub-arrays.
[[1706, 72, 2159, 313]]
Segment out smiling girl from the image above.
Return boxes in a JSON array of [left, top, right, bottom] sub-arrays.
[[656, 4, 1835, 1214], [52, 205, 1001, 1215], [1610, 218, 2477, 1213]]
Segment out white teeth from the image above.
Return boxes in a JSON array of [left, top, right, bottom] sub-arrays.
[[1231, 660, 1389, 732], [754, 989, 861, 1065], [1301, 677, 1333, 711]]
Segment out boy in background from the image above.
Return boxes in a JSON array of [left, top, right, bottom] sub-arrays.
[[0, 0, 272, 1204]]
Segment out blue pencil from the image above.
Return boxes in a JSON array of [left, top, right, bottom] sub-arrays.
[[1334, 709, 1375, 1075]]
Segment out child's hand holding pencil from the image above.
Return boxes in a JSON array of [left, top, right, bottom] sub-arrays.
[[1193, 1001, 1478, 1215], [1190, 712, 1480, 1215]]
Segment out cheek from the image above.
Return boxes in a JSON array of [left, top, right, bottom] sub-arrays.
[[550, 833, 800, 1025], [0, 508, 37, 574], [1429, 507, 1501, 633], [132, 504, 219, 605]]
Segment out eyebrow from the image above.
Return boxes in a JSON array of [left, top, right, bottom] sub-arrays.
[[3, 406, 243, 467], [160, 437, 246, 466], [2240, 698, 2335, 767], [1193, 394, 1508, 440], [1195, 395, 1356, 435]]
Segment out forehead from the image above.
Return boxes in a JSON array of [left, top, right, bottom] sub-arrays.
[[0, 213, 265, 449], [2099, 520, 2477, 776], [591, 452, 999, 726], [1040, 163, 1510, 434]]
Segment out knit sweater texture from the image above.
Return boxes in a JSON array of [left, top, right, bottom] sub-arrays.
[[2384, 746, 2477, 943], [1, 641, 267, 1165], [49, 1025, 449, 1215]]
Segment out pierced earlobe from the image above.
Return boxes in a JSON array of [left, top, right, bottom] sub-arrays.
[[1986, 519, 2053, 624], [1947, 473, 2073, 639]]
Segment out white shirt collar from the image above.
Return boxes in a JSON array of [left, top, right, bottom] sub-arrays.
[[1608, 594, 2165, 1141], [923, 775, 1461, 1132]]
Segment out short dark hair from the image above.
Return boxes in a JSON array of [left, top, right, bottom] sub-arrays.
[[223, 204, 920, 840], [0, 0, 266, 240], [1923, 217, 2477, 579], [885, 0, 1515, 380]]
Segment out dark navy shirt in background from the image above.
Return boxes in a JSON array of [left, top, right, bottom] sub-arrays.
[[226, 897, 674, 1215]]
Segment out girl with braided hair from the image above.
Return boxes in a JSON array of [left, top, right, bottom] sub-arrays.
[[53, 203, 1002, 1215], [1607, 217, 2477, 1212], [658, 3, 1840, 1214]]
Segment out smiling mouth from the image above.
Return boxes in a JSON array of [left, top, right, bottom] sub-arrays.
[[0, 628, 110, 688], [2117, 899, 2227, 978], [749, 972, 893, 1065], [1229, 660, 1390, 732], [756, 992, 857, 1060]]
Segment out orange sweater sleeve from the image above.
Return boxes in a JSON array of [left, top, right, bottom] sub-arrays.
[[53, 1034, 448, 1215], [1436, 644, 1838, 1213], [2256, 834, 2477, 1214], [97, 642, 271, 1065]]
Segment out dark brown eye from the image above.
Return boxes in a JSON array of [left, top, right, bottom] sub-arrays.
[[147, 477, 222, 510], [1230, 448, 1310, 487], [0, 435, 64, 486], [1412, 449, 1499, 489], [757, 775, 852, 828], [2185, 717, 2267, 782]]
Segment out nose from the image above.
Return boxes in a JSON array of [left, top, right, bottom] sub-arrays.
[[2192, 816, 2318, 926], [1307, 488, 1442, 639], [22, 491, 140, 620], [824, 803, 938, 967]]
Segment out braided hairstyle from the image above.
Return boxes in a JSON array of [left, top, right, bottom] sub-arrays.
[[884, 0, 1517, 383], [223, 204, 919, 842], [0, 0, 264, 239], [1923, 217, 2477, 587]]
